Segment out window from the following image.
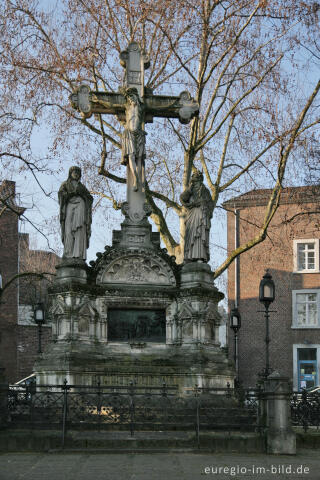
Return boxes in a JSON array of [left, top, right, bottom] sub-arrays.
[[292, 290, 320, 328], [293, 345, 320, 391], [297, 348, 318, 391], [293, 239, 319, 272]]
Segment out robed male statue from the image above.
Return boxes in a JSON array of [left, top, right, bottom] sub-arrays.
[[180, 170, 214, 263], [58, 166, 93, 260]]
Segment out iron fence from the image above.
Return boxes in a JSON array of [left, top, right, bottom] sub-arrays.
[[291, 389, 320, 432], [5, 381, 261, 448]]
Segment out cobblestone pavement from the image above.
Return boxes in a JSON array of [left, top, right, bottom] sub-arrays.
[[0, 450, 319, 480]]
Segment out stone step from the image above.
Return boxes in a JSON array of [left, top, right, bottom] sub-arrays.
[[0, 429, 265, 453], [8, 422, 258, 432]]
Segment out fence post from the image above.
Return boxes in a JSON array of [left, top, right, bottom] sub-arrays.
[[97, 380, 102, 432], [0, 367, 8, 430], [61, 379, 69, 449], [300, 389, 309, 433], [264, 371, 296, 454], [194, 385, 200, 449], [29, 383, 35, 431], [129, 381, 135, 437], [257, 383, 268, 434]]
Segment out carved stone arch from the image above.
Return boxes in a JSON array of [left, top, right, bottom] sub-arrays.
[[204, 301, 221, 326], [76, 301, 97, 336], [177, 301, 195, 319], [50, 299, 68, 338], [177, 301, 195, 339], [76, 301, 96, 317], [96, 253, 176, 286], [50, 300, 66, 316]]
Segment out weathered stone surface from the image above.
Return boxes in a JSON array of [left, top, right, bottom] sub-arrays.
[[97, 253, 176, 287], [37, 211, 234, 391], [55, 262, 88, 285], [265, 372, 296, 455], [180, 170, 214, 263], [70, 86, 199, 124], [120, 42, 150, 98], [35, 339, 234, 391], [58, 166, 93, 261], [180, 262, 222, 293], [36, 229, 234, 391]]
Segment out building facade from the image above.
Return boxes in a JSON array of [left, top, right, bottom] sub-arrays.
[[224, 186, 320, 390], [0, 180, 59, 383]]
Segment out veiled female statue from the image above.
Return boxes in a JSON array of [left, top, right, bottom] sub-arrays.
[[180, 170, 214, 263], [58, 166, 93, 260]]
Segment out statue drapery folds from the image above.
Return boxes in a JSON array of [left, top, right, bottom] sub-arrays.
[[180, 171, 214, 263], [58, 166, 93, 260]]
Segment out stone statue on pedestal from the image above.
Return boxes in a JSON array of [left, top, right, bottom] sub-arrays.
[[180, 170, 214, 263], [58, 166, 93, 260]]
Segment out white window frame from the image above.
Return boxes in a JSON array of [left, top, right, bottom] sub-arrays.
[[293, 239, 319, 273], [293, 344, 320, 390], [292, 289, 320, 328]]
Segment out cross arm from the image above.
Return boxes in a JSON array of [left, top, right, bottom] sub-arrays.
[[70, 85, 126, 119], [144, 92, 199, 124], [70, 86, 199, 124]]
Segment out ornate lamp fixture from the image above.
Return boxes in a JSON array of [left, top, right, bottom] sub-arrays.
[[229, 307, 241, 385], [34, 303, 45, 354], [259, 270, 275, 378]]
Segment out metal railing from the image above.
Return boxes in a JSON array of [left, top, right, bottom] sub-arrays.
[[5, 381, 261, 449], [291, 389, 320, 432]]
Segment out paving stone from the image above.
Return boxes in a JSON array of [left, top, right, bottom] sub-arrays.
[[0, 451, 319, 480]]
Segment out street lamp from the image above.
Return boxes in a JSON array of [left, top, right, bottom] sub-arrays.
[[229, 307, 241, 386], [259, 270, 275, 378], [34, 303, 45, 354]]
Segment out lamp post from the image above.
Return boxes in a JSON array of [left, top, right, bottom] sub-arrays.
[[259, 270, 275, 378], [229, 307, 241, 386], [34, 303, 45, 354]]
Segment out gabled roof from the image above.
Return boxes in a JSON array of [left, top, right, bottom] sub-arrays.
[[222, 185, 320, 209], [0, 180, 26, 216]]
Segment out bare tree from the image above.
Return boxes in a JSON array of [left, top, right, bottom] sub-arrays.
[[1, 0, 319, 277]]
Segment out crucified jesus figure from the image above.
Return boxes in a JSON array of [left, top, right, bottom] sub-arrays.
[[121, 87, 146, 192]]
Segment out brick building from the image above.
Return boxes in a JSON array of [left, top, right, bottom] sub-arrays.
[[224, 186, 320, 390], [0, 180, 59, 383]]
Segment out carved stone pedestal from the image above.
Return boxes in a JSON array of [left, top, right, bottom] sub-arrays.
[[35, 217, 235, 392], [181, 262, 215, 289], [55, 258, 88, 285]]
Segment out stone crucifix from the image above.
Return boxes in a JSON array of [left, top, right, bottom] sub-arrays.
[[70, 42, 199, 223]]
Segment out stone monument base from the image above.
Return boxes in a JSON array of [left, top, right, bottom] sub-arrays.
[[34, 341, 234, 392], [36, 217, 235, 394]]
